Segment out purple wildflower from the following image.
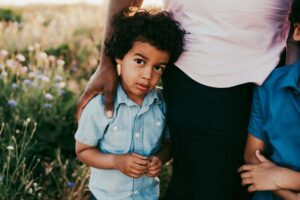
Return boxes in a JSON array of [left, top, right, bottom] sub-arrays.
[[8, 99, 17, 107]]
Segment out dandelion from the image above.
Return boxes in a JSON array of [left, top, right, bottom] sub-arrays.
[[44, 93, 54, 100], [16, 54, 26, 62], [67, 181, 75, 188], [43, 103, 52, 109], [0, 49, 8, 57], [12, 83, 18, 88], [57, 59, 65, 66], [6, 146, 14, 150], [55, 82, 66, 89], [7, 99, 17, 107]]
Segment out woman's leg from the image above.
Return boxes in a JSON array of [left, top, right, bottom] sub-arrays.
[[162, 66, 253, 200]]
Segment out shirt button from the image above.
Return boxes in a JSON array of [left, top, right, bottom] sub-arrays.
[[135, 133, 140, 138], [134, 190, 139, 195], [156, 121, 162, 127], [112, 126, 118, 131]]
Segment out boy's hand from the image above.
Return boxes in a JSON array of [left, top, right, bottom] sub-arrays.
[[146, 156, 163, 177], [238, 150, 283, 192], [114, 153, 148, 178]]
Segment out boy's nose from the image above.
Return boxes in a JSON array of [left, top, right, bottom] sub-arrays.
[[142, 66, 152, 80]]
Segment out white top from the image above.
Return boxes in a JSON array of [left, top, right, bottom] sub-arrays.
[[163, 0, 292, 87]]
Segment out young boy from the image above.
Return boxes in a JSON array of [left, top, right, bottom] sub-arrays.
[[75, 9, 185, 200], [238, 1, 300, 200]]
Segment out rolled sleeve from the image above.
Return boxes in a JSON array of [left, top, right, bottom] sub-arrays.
[[248, 86, 266, 142], [75, 95, 109, 146]]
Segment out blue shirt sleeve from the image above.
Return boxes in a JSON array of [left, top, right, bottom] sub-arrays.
[[248, 86, 267, 142], [75, 95, 110, 146]]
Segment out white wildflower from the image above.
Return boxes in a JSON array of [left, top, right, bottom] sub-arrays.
[[12, 83, 19, 88], [1, 71, 8, 77], [6, 146, 14, 150], [55, 82, 66, 89], [56, 59, 65, 66], [21, 66, 28, 73], [16, 54, 26, 62], [44, 93, 54, 100], [26, 118, 31, 123], [28, 72, 35, 78], [6, 59, 16, 68], [41, 75, 50, 82], [38, 52, 48, 60], [16, 129, 20, 133], [27, 45, 34, 52], [0, 49, 8, 57], [28, 188, 33, 194]]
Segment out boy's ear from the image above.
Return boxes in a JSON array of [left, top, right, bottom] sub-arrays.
[[115, 58, 122, 65], [293, 23, 300, 42]]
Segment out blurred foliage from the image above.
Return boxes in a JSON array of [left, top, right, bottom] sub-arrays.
[[0, 9, 22, 22]]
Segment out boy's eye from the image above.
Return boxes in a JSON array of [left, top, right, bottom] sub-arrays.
[[153, 65, 165, 73], [134, 59, 145, 65]]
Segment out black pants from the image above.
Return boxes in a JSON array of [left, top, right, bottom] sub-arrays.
[[162, 66, 253, 200]]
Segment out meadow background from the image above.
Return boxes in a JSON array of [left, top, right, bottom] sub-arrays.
[[0, 2, 171, 199]]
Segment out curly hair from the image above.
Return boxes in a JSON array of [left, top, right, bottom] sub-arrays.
[[105, 8, 186, 65]]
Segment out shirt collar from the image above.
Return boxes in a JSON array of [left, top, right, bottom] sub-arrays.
[[280, 61, 300, 91], [114, 83, 161, 107]]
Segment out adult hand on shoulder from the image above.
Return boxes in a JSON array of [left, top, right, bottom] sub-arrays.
[[145, 156, 163, 177], [238, 150, 284, 192], [114, 153, 148, 178], [76, 58, 118, 121]]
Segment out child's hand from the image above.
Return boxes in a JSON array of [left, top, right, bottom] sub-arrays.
[[238, 150, 283, 192], [114, 153, 148, 178], [146, 156, 162, 177]]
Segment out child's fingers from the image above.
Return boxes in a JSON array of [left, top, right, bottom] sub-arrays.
[[133, 157, 149, 166], [131, 153, 147, 160], [131, 163, 147, 171]]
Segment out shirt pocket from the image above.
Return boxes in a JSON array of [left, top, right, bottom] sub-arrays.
[[143, 115, 165, 155], [101, 120, 131, 154]]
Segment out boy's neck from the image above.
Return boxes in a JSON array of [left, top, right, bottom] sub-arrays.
[[286, 41, 300, 65], [120, 83, 145, 106]]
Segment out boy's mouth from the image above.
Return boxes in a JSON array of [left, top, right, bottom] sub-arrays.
[[136, 83, 149, 92]]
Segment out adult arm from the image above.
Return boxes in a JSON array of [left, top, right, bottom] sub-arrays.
[[76, 0, 144, 120]]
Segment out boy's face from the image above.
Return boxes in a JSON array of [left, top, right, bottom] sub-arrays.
[[116, 41, 170, 105]]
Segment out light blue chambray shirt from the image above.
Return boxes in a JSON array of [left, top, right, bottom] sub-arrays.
[[75, 84, 169, 200]]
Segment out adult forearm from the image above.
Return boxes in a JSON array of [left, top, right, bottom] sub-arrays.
[[274, 190, 300, 200], [97, 0, 144, 72], [77, 148, 117, 169], [277, 168, 300, 191]]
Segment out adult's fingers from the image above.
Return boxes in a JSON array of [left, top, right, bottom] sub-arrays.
[[241, 178, 253, 186], [248, 185, 256, 192], [131, 163, 147, 171], [104, 90, 115, 118], [131, 153, 148, 160], [238, 164, 255, 173], [240, 172, 252, 179]]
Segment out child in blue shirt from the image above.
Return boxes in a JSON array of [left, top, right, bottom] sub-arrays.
[[238, 1, 300, 200], [75, 9, 185, 200]]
